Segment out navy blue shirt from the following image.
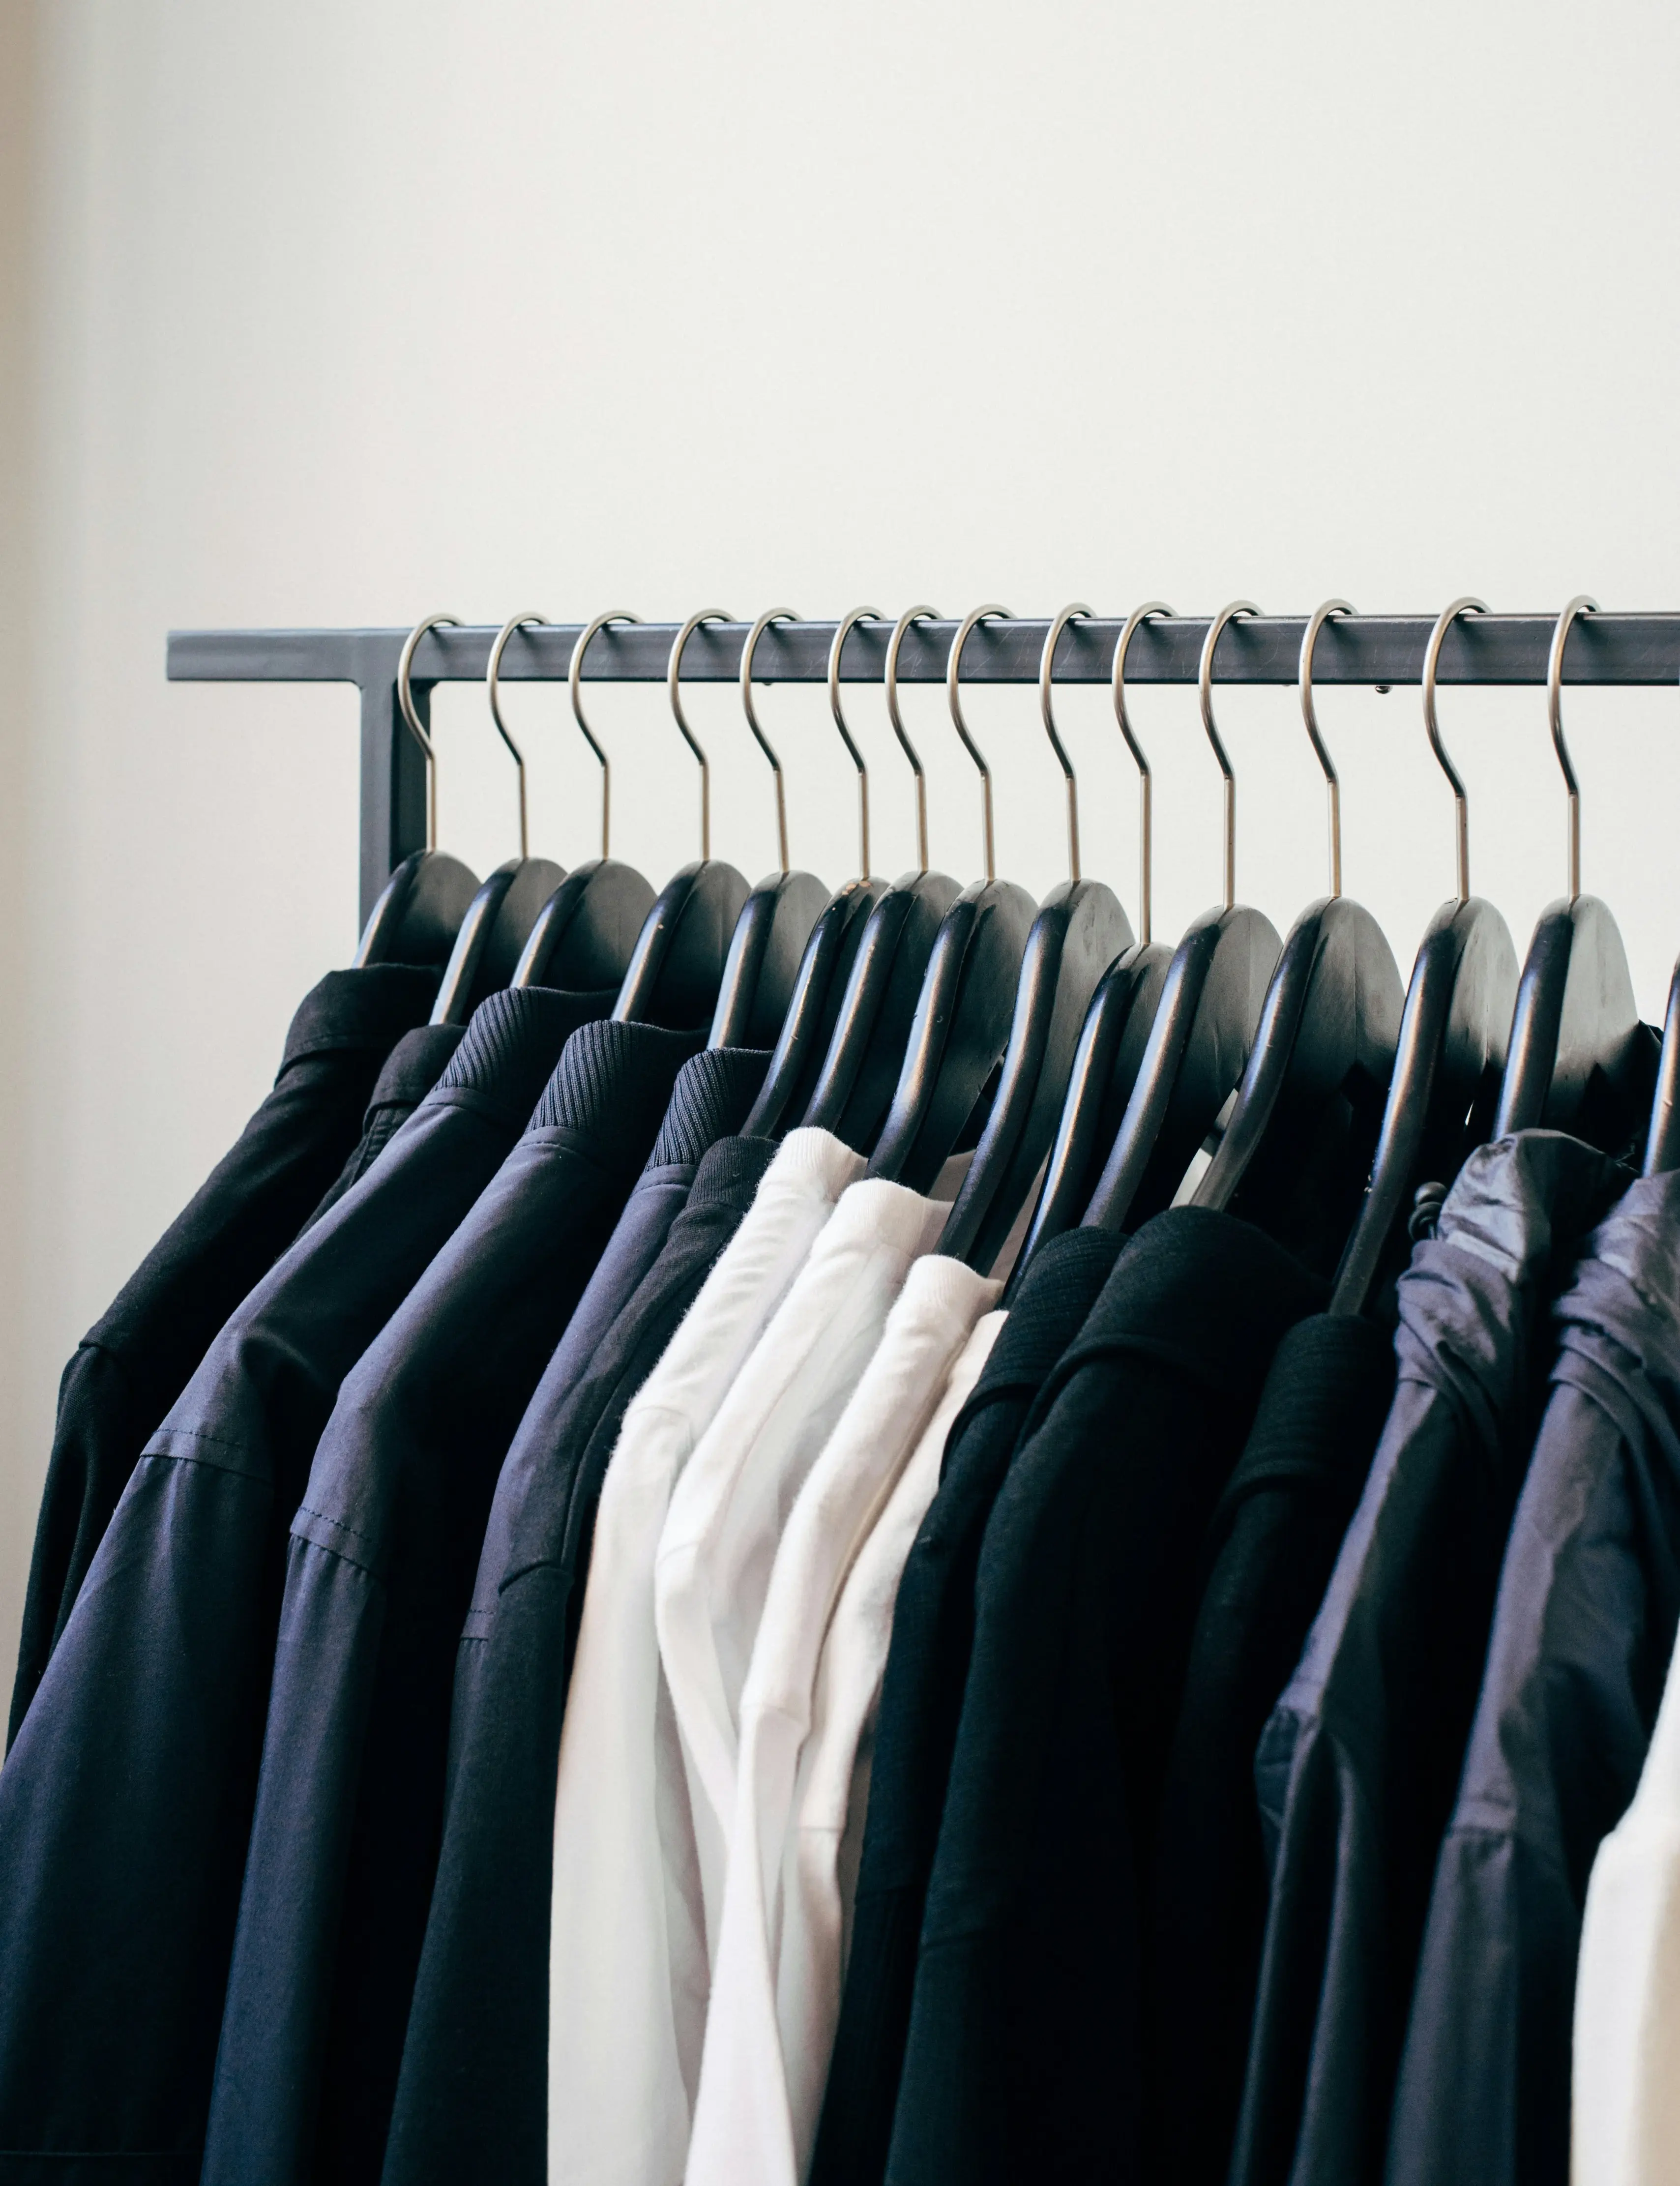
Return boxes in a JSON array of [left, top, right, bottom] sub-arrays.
[[199, 1017, 703, 2186]]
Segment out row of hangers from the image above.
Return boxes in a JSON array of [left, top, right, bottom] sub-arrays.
[[353, 596, 1671, 1319]]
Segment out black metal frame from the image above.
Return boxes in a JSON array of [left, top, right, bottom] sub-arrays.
[[167, 614, 1680, 928]]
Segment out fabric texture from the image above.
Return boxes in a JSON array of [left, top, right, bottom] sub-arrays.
[[300, 1019, 471, 1231], [0, 982, 601, 2186], [1228, 1131, 1628, 2186], [883, 1207, 1324, 2186], [1385, 1168, 1680, 2186], [683, 1261, 1002, 2186], [1573, 1608, 1680, 2186], [1142, 1310, 1397, 2186], [8, 962, 438, 1744], [808, 1224, 1123, 2186], [547, 1129, 862, 2186], [383, 1096, 773, 2186], [199, 1017, 702, 2186]]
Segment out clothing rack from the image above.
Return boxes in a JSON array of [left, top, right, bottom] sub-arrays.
[[167, 613, 1680, 926]]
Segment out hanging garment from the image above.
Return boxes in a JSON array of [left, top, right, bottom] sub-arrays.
[[1572, 1604, 1680, 2186], [810, 1225, 1124, 2186], [199, 1016, 703, 2186], [884, 1208, 1325, 2186], [1142, 1311, 1396, 2186], [7, 961, 438, 1743], [1385, 1168, 1680, 2186], [301, 1018, 474, 1231], [383, 1086, 775, 2186], [547, 1128, 861, 2186], [656, 1168, 971, 1982], [1227, 1131, 1628, 2186], [683, 1260, 1002, 2186], [0, 980, 597, 2186]]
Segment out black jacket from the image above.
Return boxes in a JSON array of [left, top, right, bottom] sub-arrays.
[[7, 962, 437, 1744], [1385, 1167, 1680, 2186], [383, 1120, 778, 2186], [0, 983, 601, 2186], [884, 1209, 1324, 2186], [1143, 1311, 1396, 2186], [199, 1017, 702, 2186], [1228, 1133, 1628, 2186], [810, 1225, 1124, 2186]]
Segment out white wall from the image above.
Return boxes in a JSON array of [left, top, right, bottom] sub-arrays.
[[4, 0, 1680, 1662]]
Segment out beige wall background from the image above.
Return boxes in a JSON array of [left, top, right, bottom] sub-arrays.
[[1, 0, 1678, 1666]]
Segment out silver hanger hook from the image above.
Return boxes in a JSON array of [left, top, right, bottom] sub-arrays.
[[1198, 601, 1260, 910], [667, 610, 732, 861], [1112, 602, 1173, 946], [484, 613, 544, 859], [396, 612, 460, 851], [567, 611, 639, 858], [828, 608, 882, 880], [742, 609, 800, 875], [1421, 595, 1487, 903], [1548, 594, 1599, 903], [1039, 604, 1091, 882], [948, 604, 1012, 883], [1299, 599, 1355, 898], [885, 606, 940, 875]]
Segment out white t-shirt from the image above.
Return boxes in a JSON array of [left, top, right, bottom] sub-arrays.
[[1574, 1615, 1680, 2185], [683, 1268, 1004, 2186], [547, 1129, 860, 2186]]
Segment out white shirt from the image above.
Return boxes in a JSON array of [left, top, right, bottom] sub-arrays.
[[655, 1171, 962, 1974], [683, 1268, 1004, 2186], [1573, 1613, 1680, 2186], [547, 1129, 861, 2186]]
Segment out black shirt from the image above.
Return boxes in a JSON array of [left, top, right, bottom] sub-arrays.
[[7, 962, 437, 1745], [198, 1017, 702, 2186], [884, 1209, 1324, 2186], [1143, 1311, 1396, 2186], [1228, 1132, 1628, 2186], [301, 1020, 473, 1231], [810, 1225, 1125, 2186], [383, 1126, 779, 2186], [1385, 1167, 1680, 2186], [0, 983, 601, 2186]]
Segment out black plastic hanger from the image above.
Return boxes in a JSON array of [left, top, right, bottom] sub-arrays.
[[1331, 597, 1519, 1316], [1191, 601, 1405, 1275], [1491, 596, 1652, 1150], [940, 605, 1133, 1271], [353, 613, 480, 969], [1010, 604, 1183, 1286], [1082, 602, 1282, 1233], [575, 611, 750, 1030], [798, 607, 963, 1151], [743, 609, 894, 1135], [867, 606, 1037, 1192]]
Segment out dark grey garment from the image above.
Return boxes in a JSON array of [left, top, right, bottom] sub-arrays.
[[300, 1021, 471, 1231], [0, 984, 603, 2186], [1228, 1132, 1629, 2186], [1385, 1168, 1680, 2186]]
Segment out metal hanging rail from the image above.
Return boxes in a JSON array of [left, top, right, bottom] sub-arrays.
[[166, 614, 1680, 925]]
